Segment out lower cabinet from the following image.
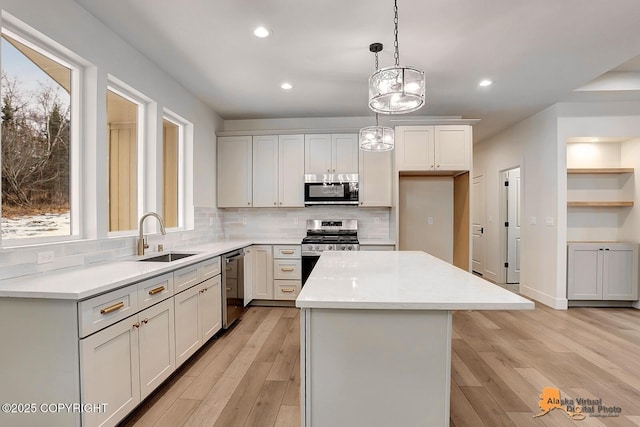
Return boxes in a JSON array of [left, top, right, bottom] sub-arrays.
[[80, 298, 175, 427], [567, 242, 639, 300], [246, 244, 301, 303], [174, 275, 222, 367], [251, 245, 274, 299]]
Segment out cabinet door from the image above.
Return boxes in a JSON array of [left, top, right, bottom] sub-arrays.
[[174, 283, 203, 367], [201, 275, 222, 341], [603, 244, 639, 300], [217, 136, 252, 207], [252, 245, 274, 299], [567, 244, 602, 299], [305, 134, 332, 174], [434, 125, 470, 171], [359, 149, 392, 207], [138, 298, 175, 398], [252, 135, 279, 207], [80, 316, 140, 427], [396, 126, 435, 171], [244, 247, 254, 306], [279, 134, 305, 207], [332, 134, 359, 173]]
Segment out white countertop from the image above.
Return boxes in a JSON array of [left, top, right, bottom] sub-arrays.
[[296, 251, 534, 310], [0, 240, 257, 300]]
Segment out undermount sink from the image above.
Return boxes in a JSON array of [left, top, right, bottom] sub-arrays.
[[138, 252, 197, 262]]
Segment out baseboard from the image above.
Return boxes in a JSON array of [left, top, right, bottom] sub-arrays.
[[633, 301, 640, 310], [568, 300, 636, 308], [519, 285, 568, 310]]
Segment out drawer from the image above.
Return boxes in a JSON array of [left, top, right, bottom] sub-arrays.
[[274, 280, 301, 300], [273, 259, 301, 280], [137, 273, 174, 310], [202, 256, 221, 280], [79, 284, 138, 337], [273, 245, 301, 259], [174, 262, 202, 293]]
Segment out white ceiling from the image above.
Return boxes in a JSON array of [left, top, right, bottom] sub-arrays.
[[75, 0, 640, 142]]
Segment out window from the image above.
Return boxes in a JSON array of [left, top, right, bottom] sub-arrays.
[[107, 86, 142, 233], [162, 110, 189, 229], [1, 26, 78, 242]]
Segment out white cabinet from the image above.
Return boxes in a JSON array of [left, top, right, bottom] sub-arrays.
[[252, 135, 279, 207], [567, 243, 639, 300], [80, 297, 175, 427], [305, 133, 358, 174], [278, 134, 305, 207], [217, 136, 252, 207], [360, 244, 396, 251], [359, 149, 392, 207], [251, 245, 274, 299], [174, 275, 222, 367], [273, 245, 302, 300], [396, 125, 471, 172]]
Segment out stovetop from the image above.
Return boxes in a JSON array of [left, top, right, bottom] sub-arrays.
[[302, 219, 359, 254]]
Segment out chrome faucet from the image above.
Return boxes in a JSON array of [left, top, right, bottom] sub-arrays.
[[137, 212, 167, 256]]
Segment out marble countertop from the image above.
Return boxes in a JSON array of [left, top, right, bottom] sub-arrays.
[[296, 251, 534, 310], [0, 240, 260, 300]]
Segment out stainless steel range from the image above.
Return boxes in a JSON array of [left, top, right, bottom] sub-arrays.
[[301, 219, 359, 285]]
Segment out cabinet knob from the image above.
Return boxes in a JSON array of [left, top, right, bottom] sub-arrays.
[[248, 202, 251, 206], [274, 202, 276, 205], [142, 318, 149, 324], [133, 322, 140, 328], [327, 169, 330, 172]]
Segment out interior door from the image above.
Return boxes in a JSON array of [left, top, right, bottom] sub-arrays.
[[506, 168, 521, 284], [472, 174, 485, 275]]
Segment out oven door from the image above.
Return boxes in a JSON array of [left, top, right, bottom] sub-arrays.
[[301, 254, 321, 285]]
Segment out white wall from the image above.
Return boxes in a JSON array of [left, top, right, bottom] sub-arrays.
[[621, 138, 640, 243], [0, 0, 223, 279], [474, 105, 563, 308]]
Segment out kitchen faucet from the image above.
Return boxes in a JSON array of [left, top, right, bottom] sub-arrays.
[[137, 212, 167, 256]]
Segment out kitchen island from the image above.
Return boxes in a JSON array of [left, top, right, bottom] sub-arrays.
[[296, 251, 534, 427]]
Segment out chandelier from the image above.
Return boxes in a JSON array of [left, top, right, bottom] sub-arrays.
[[368, 0, 425, 114], [360, 43, 395, 151]]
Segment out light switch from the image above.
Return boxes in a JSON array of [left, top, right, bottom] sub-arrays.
[[427, 217, 434, 225], [545, 217, 554, 226], [530, 216, 537, 225]]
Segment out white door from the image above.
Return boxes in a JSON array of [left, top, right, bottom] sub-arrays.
[[138, 298, 175, 398], [174, 283, 203, 367], [332, 133, 359, 173], [279, 134, 305, 207], [506, 168, 521, 284], [252, 135, 278, 207], [472, 174, 485, 275], [201, 275, 222, 340], [304, 134, 332, 174]]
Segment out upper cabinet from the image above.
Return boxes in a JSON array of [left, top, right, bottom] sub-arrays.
[[396, 125, 471, 172], [218, 134, 304, 208], [305, 134, 358, 174], [359, 149, 392, 207], [218, 136, 252, 207]]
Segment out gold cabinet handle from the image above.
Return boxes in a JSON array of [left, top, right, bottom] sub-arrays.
[[100, 301, 125, 314], [281, 267, 294, 272], [148, 286, 165, 295], [226, 287, 232, 291], [281, 250, 294, 255], [281, 288, 295, 293]]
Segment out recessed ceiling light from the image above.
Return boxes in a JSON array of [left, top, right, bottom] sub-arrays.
[[253, 27, 270, 38], [591, 137, 600, 142], [281, 82, 293, 90], [479, 79, 493, 87]]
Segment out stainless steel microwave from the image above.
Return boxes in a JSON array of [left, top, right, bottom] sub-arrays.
[[304, 174, 359, 206]]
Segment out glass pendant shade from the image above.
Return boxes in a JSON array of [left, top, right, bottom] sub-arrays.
[[369, 65, 425, 114], [359, 125, 395, 151]]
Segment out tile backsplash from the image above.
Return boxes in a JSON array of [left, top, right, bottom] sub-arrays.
[[0, 206, 391, 280]]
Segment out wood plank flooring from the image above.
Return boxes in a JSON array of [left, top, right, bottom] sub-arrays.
[[120, 304, 640, 427]]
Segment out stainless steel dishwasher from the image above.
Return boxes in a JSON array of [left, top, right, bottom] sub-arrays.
[[221, 249, 246, 328]]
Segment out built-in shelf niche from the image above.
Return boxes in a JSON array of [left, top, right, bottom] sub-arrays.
[[566, 137, 638, 242]]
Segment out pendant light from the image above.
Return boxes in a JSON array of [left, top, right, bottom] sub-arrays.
[[360, 43, 395, 151], [368, 0, 425, 114]]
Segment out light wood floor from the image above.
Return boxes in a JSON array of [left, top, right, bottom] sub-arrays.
[[120, 304, 640, 427]]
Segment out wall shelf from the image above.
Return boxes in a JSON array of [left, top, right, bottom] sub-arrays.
[[568, 201, 634, 207], [567, 168, 634, 174]]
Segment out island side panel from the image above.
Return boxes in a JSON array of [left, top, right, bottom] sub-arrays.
[[303, 308, 451, 427], [0, 298, 81, 427]]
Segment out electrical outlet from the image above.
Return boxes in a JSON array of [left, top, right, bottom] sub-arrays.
[[37, 251, 54, 264], [242, 217, 247, 225], [375, 217, 380, 224], [545, 216, 554, 226], [427, 217, 434, 225], [209, 217, 215, 225], [530, 216, 537, 225], [294, 217, 299, 225]]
